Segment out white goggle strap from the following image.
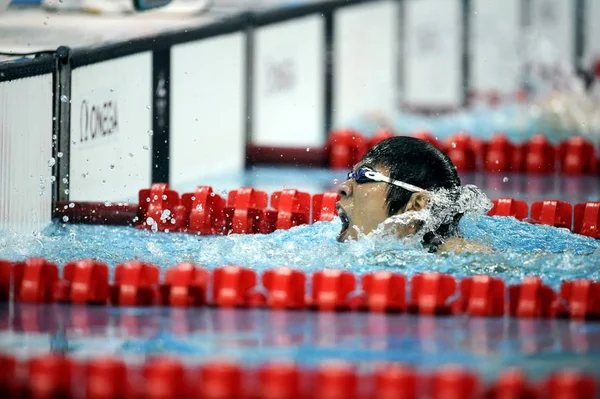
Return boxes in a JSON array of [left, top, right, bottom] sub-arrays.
[[364, 170, 429, 193]]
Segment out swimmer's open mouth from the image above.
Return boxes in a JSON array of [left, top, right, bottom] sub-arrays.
[[337, 205, 350, 242]]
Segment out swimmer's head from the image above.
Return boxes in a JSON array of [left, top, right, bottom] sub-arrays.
[[336, 136, 462, 249]]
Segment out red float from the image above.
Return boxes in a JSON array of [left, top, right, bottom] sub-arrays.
[[445, 133, 477, 172], [508, 277, 557, 318], [327, 129, 369, 169], [212, 266, 257, 307], [311, 192, 340, 223], [311, 270, 356, 311], [573, 202, 600, 239], [408, 273, 456, 315], [13, 258, 59, 304], [559, 280, 600, 320], [271, 189, 311, 230], [263, 267, 306, 310], [59, 260, 110, 305], [137, 183, 188, 232], [0, 260, 11, 302], [361, 272, 406, 313], [184, 186, 226, 235], [110, 261, 160, 306], [530, 200, 572, 230], [487, 198, 529, 220], [558, 136, 598, 175], [454, 276, 505, 317], [524, 134, 556, 174], [223, 188, 269, 234], [160, 263, 210, 307]]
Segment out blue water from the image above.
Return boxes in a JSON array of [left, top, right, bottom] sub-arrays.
[[2, 169, 600, 381], [3, 304, 600, 381], [1, 213, 599, 290], [1, 169, 600, 289]]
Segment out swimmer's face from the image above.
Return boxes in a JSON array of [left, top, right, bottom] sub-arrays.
[[336, 163, 392, 242], [336, 163, 429, 242]]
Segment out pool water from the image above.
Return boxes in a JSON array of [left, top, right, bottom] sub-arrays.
[[2, 303, 600, 381], [1, 168, 599, 290], [1, 211, 599, 290], [1, 167, 600, 381]]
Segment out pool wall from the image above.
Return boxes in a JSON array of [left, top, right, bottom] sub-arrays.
[[1, 0, 599, 234], [0, 57, 56, 234]]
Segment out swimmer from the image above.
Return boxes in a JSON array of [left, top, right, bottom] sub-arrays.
[[336, 136, 491, 253]]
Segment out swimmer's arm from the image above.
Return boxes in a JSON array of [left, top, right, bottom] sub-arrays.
[[438, 237, 494, 254]]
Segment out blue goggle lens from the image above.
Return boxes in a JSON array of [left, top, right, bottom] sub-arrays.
[[347, 168, 372, 184]]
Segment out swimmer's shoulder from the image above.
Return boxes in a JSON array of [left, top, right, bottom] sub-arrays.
[[438, 237, 494, 254]]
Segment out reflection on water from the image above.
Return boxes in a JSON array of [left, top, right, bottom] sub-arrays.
[[1, 304, 599, 380]]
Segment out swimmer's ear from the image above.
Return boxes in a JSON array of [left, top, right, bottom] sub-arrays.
[[404, 192, 429, 212]]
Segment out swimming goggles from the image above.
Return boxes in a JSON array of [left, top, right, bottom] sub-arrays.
[[347, 167, 428, 193]]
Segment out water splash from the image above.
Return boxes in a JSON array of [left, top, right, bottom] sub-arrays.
[[0, 212, 599, 290], [368, 184, 493, 245]]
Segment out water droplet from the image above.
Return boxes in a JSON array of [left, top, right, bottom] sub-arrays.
[[68, 202, 75, 208], [147, 129, 154, 136], [52, 134, 57, 140], [451, 142, 457, 149], [60, 95, 68, 103], [306, 148, 310, 152], [62, 216, 69, 222], [109, 164, 115, 169], [48, 158, 56, 167], [62, 178, 68, 184], [143, 145, 149, 150], [128, 153, 134, 158], [146, 217, 155, 225], [105, 201, 112, 206], [109, 88, 114, 92], [160, 209, 172, 221], [82, 173, 87, 178], [146, 105, 151, 110], [64, 189, 69, 195], [502, 177, 509, 183], [57, 152, 63, 158], [50, 176, 56, 183], [162, 195, 167, 200]]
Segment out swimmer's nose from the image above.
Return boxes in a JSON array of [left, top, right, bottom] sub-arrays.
[[338, 180, 352, 198]]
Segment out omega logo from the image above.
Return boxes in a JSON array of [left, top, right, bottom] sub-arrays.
[[79, 99, 119, 143]]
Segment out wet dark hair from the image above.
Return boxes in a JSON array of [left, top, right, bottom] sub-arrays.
[[359, 136, 462, 252]]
